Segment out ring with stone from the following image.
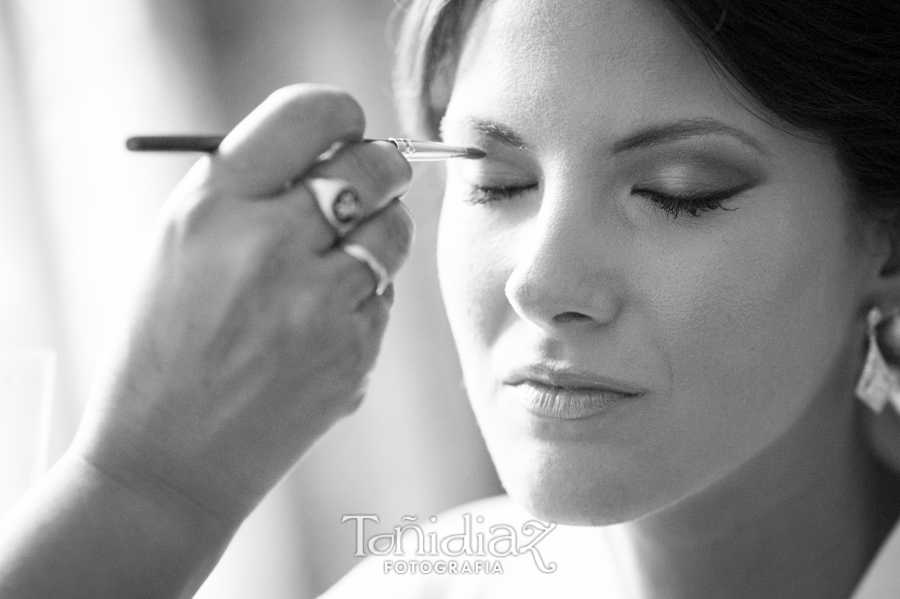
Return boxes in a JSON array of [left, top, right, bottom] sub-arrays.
[[304, 177, 363, 236], [340, 243, 390, 297]]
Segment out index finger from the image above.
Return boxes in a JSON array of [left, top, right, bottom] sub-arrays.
[[212, 84, 366, 196]]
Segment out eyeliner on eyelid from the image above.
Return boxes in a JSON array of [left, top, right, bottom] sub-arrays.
[[460, 178, 752, 217]]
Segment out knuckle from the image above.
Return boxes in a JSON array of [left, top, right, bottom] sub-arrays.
[[382, 201, 416, 254], [265, 85, 366, 139], [265, 83, 309, 104], [288, 292, 386, 418], [340, 336, 366, 372], [349, 153, 402, 201], [173, 198, 211, 240], [390, 159, 413, 198], [308, 89, 365, 137], [335, 253, 371, 291], [397, 200, 416, 239], [162, 158, 217, 233], [327, 142, 412, 204], [335, 330, 376, 382], [343, 390, 367, 416], [374, 143, 413, 194], [380, 284, 396, 306], [166, 190, 220, 242], [358, 297, 391, 344]]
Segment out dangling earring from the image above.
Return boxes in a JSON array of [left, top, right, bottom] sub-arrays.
[[856, 306, 900, 413]]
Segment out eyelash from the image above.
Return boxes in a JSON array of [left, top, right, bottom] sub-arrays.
[[631, 187, 743, 219], [465, 184, 537, 205], [465, 183, 744, 218]]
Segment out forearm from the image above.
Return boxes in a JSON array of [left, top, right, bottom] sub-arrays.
[[0, 451, 238, 599], [0, 84, 413, 599]]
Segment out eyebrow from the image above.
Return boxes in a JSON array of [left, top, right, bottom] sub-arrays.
[[442, 116, 531, 149], [443, 115, 768, 156], [611, 117, 769, 156]]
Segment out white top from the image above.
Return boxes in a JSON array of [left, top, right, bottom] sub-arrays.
[[323, 495, 900, 599], [853, 509, 900, 599]]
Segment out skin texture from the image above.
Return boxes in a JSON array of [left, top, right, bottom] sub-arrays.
[[437, 0, 900, 596], [0, 4, 897, 597], [0, 84, 415, 598], [76, 86, 414, 521]]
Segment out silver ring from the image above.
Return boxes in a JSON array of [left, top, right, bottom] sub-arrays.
[[304, 177, 363, 236], [340, 243, 390, 297]]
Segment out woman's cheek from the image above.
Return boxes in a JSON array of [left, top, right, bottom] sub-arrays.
[[437, 198, 519, 354], [641, 206, 855, 456]]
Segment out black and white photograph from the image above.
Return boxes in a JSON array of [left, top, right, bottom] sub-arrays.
[[0, 1, 899, 597]]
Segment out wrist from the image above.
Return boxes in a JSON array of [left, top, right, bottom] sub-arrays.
[[66, 426, 255, 533], [0, 451, 241, 599]]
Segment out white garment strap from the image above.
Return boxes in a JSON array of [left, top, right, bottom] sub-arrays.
[[850, 517, 900, 598]]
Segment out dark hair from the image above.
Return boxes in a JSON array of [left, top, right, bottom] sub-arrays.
[[394, 0, 900, 221]]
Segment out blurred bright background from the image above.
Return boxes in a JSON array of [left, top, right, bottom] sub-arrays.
[[0, 0, 502, 596]]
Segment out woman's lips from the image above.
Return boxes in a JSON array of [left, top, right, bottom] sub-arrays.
[[503, 366, 646, 420]]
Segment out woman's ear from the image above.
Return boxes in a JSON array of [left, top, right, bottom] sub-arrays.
[[861, 222, 900, 477], [878, 221, 900, 279], [864, 218, 900, 310], [867, 222, 900, 362]]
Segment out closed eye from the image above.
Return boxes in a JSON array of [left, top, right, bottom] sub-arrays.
[[632, 185, 747, 218], [465, 183, 539, 205]]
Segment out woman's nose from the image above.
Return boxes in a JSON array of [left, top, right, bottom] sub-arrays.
[[504, 197, 624, 331]]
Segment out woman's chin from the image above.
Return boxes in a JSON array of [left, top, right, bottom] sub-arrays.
[[471, 387, 686, 526], [492, 452, 661, 527]]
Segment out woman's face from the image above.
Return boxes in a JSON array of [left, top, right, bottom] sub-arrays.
[[437, 0, 886, 524]]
